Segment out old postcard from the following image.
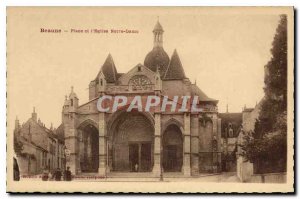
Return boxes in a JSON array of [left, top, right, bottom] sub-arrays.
[[6, 7, 294, 193]]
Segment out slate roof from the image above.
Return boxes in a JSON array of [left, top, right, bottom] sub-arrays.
[[219, 113, 243, 138], [56, 124, 65, 142], [98, 54, 118, 83], [164, 49, 186, 80], [191, 84, 218, 102], [144, 46, 170, 77], [153, 21, 164, 32]]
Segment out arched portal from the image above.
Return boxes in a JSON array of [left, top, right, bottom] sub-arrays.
[[78, 123, 99, 172], [163, 124, 183, 172], [110, 111, 154, 172]]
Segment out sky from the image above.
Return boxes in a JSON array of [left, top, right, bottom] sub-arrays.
[[7, 7, 280, 128]]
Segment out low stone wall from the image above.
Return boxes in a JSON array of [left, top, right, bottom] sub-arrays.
[[237, 156, 253, 182], [250, 173, 287, 183]]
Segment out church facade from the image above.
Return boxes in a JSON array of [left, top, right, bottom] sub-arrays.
[[62, 21, 222, 177]]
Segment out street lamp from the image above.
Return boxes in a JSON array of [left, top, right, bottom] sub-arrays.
[[160, 136, 163, 181]]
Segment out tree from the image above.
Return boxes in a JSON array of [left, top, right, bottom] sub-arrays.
[[258, 15, 287, 135], [241, 15, 287, 173]]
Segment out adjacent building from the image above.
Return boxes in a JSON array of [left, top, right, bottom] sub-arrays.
[[14, 108, 65, 175], [219, 111, 243, 172]]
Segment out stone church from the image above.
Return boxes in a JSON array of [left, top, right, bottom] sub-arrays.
[[62, 21, 222, 177]]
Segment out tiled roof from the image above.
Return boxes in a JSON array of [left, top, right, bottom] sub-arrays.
[[219, 113, 243, 124], [191, 84, 218, 102], [144, 46, 170, 77], [98, 54, 118, 83], [153, 21, 164, 32], [164, 49, 186, 80], [219, 113, 243, 138], [56, 124, 65, 142]]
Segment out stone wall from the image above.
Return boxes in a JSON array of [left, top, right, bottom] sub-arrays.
[[249, 173, 287, 183]]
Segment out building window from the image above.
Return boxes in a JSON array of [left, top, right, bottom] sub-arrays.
[[71, 99, 73, 106]]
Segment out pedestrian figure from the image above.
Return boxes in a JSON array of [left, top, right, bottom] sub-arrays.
[[65, 166, 72, 181], [13, 158, 20, 181], [48, 170, 53, 181], [42, 169, 49, 181], [134, 163, 139, 172], [54, 168, 62, 181]]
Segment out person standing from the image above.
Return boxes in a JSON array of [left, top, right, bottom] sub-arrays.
[[65, 166, 72, 181], [13, 158, 20, 181], [54, 168, 62, 181]]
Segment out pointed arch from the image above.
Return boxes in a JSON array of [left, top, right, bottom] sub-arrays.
[[162, 118, 184, 135], [162, 118, 184, 172], [77, 119, 99, 172], [77, 118, 99, 130]]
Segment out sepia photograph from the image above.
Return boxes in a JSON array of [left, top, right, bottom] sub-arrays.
[[6, 6, 294, 193]]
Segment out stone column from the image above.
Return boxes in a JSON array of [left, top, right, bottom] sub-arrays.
[[212, 115, 218, 135], [217, 118, 222, 168], [152, 113, 161, 176], [98, 112, 107, 175], [190, 114, 199, 176], [212, 114, 220, 172], [65, 122, 80, 174], [183, 113, 191, 176]]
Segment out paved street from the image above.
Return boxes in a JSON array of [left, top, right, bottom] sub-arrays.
[[19, 172, 241, 183]]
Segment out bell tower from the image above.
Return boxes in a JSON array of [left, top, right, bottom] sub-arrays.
[[153, 20, 164, 48]]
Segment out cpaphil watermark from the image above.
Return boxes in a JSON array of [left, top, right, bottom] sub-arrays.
[[97, 95, 204, 113]]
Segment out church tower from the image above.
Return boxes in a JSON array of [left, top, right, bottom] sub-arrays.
[[153, 20, 164, 48], [144, 20, 170, 76]]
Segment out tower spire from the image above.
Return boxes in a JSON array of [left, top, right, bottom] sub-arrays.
[[32, 107, 37, 122], [153, 20, 164, 48]]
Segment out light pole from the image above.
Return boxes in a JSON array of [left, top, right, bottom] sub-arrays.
[[160, 136, 163, 181], [105, 136, 108, 179]]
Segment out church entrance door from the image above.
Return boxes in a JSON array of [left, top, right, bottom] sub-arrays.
[[78, 124, 99, 173], [129, 142, 152, 172], [163, 124, 183, 172], [164, 145, 178, 171], [129, 144, 139, 171], [112, 112, 154, 172]]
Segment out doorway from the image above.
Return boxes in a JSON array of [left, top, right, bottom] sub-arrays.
[[129, 142, 152, 172], [129, 144, 139, 171], [80, 124, 99, 173], [112, 112, 154, 172], [163, 124, 183, 172], [164, 145, 178, 171]]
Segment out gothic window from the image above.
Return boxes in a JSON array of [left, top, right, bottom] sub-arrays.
[[228, 123, 234, 137], [128, 75, 152, 91], [228, 128, 234, 137]]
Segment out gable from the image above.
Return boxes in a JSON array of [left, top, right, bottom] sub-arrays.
[[117, 64, 156, 85]]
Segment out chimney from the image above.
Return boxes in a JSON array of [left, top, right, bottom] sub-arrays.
[[32, 107, 37, 122], [15, 116, 20, 131]]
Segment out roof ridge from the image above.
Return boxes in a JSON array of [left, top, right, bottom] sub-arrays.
[[163, 53, 172, 79]]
